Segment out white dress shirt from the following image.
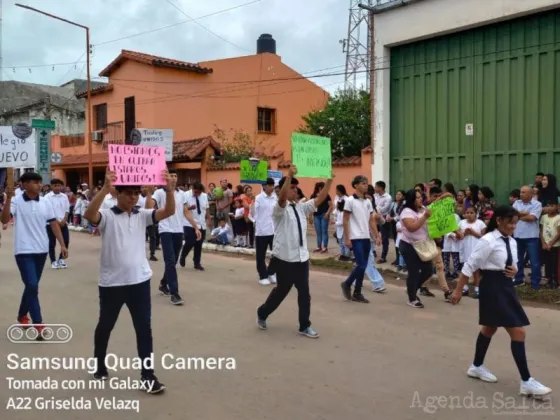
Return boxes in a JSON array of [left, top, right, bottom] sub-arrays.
[[153, 188, 184, 233], [184, 192, 208, 229], [272, 200, 316, 263], [44, 191, 70, 221], [374, 192, 393, 217], [254, 192, 277, 236], [461, 230, 518, 278]]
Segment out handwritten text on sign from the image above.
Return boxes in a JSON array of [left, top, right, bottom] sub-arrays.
[[427, 197, 460, 238], [240, 160, 268, 184], [0, 126, 36, 168], [291, 133, 332, 178], [108, 145, 166, 185]]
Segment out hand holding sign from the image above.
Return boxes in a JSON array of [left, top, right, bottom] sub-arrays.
[[162, 168, 176, 191], [288, 164, 297, 178], [108, 144, 166, 185], [104, 171, 117, 190]]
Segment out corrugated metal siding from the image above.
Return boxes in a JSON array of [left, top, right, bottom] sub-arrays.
[[390, 8, 560, 203]]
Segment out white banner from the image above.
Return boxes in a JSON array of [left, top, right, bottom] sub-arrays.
[[0, 125, 37, 168], [131, 128, 174, 162]]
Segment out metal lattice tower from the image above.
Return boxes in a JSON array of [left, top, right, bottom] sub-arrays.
[[341, 0, 373, 91]]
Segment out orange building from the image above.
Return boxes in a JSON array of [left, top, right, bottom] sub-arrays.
[[52, 34, 331, 188]]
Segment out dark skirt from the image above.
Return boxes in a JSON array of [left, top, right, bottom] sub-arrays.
[[232, 218, 247, 236], [479, 270, 530, 327]]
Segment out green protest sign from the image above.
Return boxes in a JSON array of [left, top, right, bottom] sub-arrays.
[[240, 159, 268, 184], [427, 197, 459, 238], [291, 133, 332, 178]]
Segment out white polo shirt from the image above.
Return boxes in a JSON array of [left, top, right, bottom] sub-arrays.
[[343, 195, 374, 240], [153, 188, 184, 233], [272, 200, 316, 263], [97, 206, 156, 287], [101, 193, 118, 210], [254, 192, 277, 236], [44, 191, 70, 221], [184, 192, 208, 230], [10, 193, 56, 255]]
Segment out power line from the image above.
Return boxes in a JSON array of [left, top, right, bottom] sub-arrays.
[[1, 60, 87, 69], [56, 52, 87, 86], [165, 0, 252, 53], [94, 0, 263, 47]]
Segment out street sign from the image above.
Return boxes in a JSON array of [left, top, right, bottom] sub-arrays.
[[31, 119, 56, 130], [51, 152, 62, 164], [36, 129, 52, 184]]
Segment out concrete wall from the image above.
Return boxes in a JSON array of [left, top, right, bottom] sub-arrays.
[[371, 0, 560, 186], [0, 106, 84, 136]]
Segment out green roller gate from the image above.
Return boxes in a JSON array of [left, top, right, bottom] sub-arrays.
[[390, 8, 560, 203]]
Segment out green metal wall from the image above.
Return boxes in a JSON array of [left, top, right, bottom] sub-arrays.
[[390, 9, 560, 203]]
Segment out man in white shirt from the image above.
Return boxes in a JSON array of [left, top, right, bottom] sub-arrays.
[[44, 179, 71, 269], [374, 180, 392, 263], [179, 182, 209, 270], [84, 170, 177, 394], [1, 172, 68, 338], [153, 170, 200, 305], [341, 176, 382, 303], [138, 186, 158, 261], [253, 178, 277, 285], [256, 165, 333, 339]]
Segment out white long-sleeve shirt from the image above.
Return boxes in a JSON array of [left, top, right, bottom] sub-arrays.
[[374, 192, 393, 217], [254, 192, 277, 236]]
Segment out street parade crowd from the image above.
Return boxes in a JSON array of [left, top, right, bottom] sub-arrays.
[[0, 169, 558, 398]]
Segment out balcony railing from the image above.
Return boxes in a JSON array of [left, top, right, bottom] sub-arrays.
[[100, 121, 142, 150]]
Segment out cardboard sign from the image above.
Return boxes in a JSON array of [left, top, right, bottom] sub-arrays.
[[240, 159, 268, 184], [427, 197, 459, 238], [131, 128, 174, 162], [108, 144, 166, 185], [291, 133, 332, 178], [0, 125, 36, 168], [267, 170, 282, 186]]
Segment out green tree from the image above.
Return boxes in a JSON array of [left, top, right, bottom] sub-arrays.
[[299, 89, 371, 158]]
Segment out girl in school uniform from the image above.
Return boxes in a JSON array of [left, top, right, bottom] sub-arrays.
[[232, 198, 248, 247], [451, 205, 552, 398], [395, 221, 406, 272], [335, 199, 351, 261], [458, 207, 487, 298], [442, 213, 462, 280]]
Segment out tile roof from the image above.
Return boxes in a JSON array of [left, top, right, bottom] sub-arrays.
[[75, 83, 114, 99], [173, 136, 221, 160], [278, 156, 361, 168], [99, 50, 213, 78], [53, 153, 109, 167]]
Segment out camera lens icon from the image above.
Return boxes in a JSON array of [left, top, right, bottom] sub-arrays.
[[7, 324, 73, 344]]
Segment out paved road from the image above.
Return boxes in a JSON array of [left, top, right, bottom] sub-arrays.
[[0, 230, 558, 420]]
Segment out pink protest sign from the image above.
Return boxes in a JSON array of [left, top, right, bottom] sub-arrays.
[[108, 144, 166, 185]]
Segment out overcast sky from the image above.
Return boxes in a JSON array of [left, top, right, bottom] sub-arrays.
[[1, 0, 379, 93]]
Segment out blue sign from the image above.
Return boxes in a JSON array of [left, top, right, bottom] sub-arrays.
[[267, 170, 282, 186]]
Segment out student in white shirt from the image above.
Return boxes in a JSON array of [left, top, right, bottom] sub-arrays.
[[341, 176, 382, 303], [84, 170, 177, 394], [100, 187, 118, 210], [44, 179, 71, 269], [256, 165, 333, 339], [451, 206, 551, 397], [139, 186, 158, 262], [179, 182, 209, 270], [253, 178, 277, 285], [209, 218, 233, 245], [1, 172, 68, 338], [152, 170, 200, 305], [374, 181, 392, 263]]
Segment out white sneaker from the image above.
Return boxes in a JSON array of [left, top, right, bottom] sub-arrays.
[[467, 364, 498, 383], [268, 274, 277, 284], [259, 279, 271, 286], [520, 377, 552, 397], [58, 259, 67, 269], [372, 286, 386, 293], [51, 261, 59, 269]]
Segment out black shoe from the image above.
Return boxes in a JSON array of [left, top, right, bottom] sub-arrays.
[[194, 265, 205, 271], [472, 291, 479, 299], [351, 293, 370, 303], [377, 258, 387, 264], [419, 287, 435, 297], [171, 294, 184, 305], [462, 289, 469, 297], [149, 255, 158, 262], [92, 371, 109, 381], [391, 260, 398, 266], [141, 374, 166, 394], [444, 290, 452, 302], [340, 282, 352, 301], [159, 284, 170, 296], [179, 257, 186, 268], [156, 246, 161, 250]]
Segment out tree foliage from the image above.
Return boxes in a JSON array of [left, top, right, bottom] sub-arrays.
[[299, 89, 371, 158], [210, 126, 277, 167]]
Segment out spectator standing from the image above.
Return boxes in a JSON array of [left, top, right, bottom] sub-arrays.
[[374, 181, 392, 264]]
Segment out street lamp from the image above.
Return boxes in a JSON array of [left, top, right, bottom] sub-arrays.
[[15, 3, 94, 187]]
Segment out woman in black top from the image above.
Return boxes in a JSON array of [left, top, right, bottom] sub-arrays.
[[310, 182, 333, 253]]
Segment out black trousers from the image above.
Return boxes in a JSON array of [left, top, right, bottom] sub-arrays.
[[146, 225, 157, 256], [379, 222, 390, 260], [46, 224, 69, 263], [257, 258, 311, 331], [543, 247, 559, 284], [255, 235, 275, 280], [94, 280, 153, 377], [390, 221, 400, 259], [247, 221, 255, 247], [180, 226, 206, 266], [399, 240, 433, 302]]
